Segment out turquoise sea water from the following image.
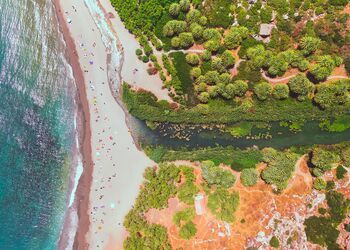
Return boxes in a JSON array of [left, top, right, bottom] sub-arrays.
[[0, 0, 76, 248]]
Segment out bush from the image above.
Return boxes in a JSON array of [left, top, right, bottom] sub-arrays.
[[186, 9, 201, 24], [204, 39, 220, 52], [185, 53, 200, 65], [201, 50, 212, 61], [273, 84, 289, 100], [240, 168, 258, 187], [169, 3, 180, 17], [221, 50, 236, 68], [191, 67, 202, 79], [299, 36, 321, 55], [304, 190, 348, 249], [179, 221, 197, 239], [254, 82, 273, 101], [207, 188, 239, 222], [173, 208, 195, 227], [313, 177, 327, 190], [201, 160, 236, 188], [336, 165, 347, 179], [179, 0, 190, 12], [178, 32, 194, 48], [135, 48, 143, 56], [341, 148, 350, 167], [288, 74, 314, 101], [270, 236, 280, 248], [261, 150, 299, 191], [311, 147, 340, 172], [142, 56, 149, 63]]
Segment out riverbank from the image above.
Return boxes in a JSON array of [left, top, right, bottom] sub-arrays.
[[55, 0, 154, 249]]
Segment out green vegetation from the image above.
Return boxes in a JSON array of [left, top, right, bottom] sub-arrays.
[[336, 165, 347, 179], [207, 188, 239, 222], [179, 221, 197, 239], [311, 147, 340, 173], [304, 191, 350, 249], [123, 83, 350, 125], [201, 160, 236, 188], [144, 145, 263, 171], [178, 166, 199, 205], [320, 115, 350, 132], [173, 208, 195, 227], [240, 168, 259, 187], [313, 177, 327, 190], [123, 163, 180, 249], [261, 148, 299, 191], [269, 236, 280, 248], [227, 122, 253, 137]]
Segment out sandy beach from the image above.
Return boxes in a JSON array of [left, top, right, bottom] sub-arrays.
[[55, 0, 161, 249]]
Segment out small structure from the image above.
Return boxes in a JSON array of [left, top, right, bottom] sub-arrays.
[[259, 23, 274, 37], [195, 193, 205, 215], [253, 23, 275, 43]]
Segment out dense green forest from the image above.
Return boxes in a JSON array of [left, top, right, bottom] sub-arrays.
[[114, 0, 350, 126]]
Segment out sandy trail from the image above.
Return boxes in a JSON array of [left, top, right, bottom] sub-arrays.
[[58, 0, 154, 249]]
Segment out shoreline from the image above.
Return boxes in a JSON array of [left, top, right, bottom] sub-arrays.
[[52, 0, 93, 249], [54, 0, 155, 248]]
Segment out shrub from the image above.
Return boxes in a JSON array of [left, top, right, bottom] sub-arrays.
[[300, 36, 321, 55], [179, 0, 190, 12], [198, 92, 210, 103], [163, 20, 187, 37], [270, 236, 280, 248], [178, 32, 194, 48], [336, 165, 347, 179], [204, 39, 220, 52], [240, 168, 258, 187], [200, 50, 212, 61], [313, 80, 350, 109], [201, 160, 236, 188], [190, 23, 204, 40], [341, 148, 350, 167], [273, 84, 290, 100], [221, 50, 236, 68], [311, 147, 340, 172], [261, 151, 299, 191], [254, 82, 273, 101], [191, 67, 202, 79], [313, 177, 327, 190], [142, 56, 149, 63], [288, 74, 314, 101], [135, 48, 143, 56], [186, 9, 201, 24], [169, 3, 180, 17], [173, 208, 195, 227], [232, 80, 248, 97], [185, 53, 200, 65], [179, 221, 197, 239], [207, 188, 239, 222]]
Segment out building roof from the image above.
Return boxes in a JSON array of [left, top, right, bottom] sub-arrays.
[[259, 23, 274, 36]]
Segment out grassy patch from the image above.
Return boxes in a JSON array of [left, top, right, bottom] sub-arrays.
[[320, 115, 350, 132], [202, 0, 233, 28], [169, 52, 196, 105], [227, 122, 253, 137]]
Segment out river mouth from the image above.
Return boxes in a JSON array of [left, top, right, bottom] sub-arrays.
[[128, 116, 350, 149]]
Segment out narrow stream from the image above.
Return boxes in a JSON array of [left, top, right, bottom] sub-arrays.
[[129, 117, 350, 149]]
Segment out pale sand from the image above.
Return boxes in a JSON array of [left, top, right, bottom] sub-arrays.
[[99, 0, 172, 102], [58, 0, 154, 249]]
